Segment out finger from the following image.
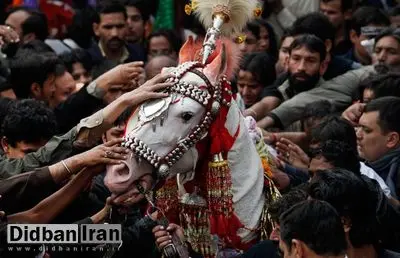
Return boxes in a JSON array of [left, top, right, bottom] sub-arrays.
[[125, 61, 144, 68], [146, 92, 169, 100], [157, 237, 172, 248], [150, 73, 173, 84], [110, 146, 130, 154], [166, 224, 179, 231], [149, 82, 174, 91], [104, 151, 128, 160], [154, 230, 169, 239], [279, 138, 295, 146], [152, 225, 164, 234], [104, 138, 124, 147]]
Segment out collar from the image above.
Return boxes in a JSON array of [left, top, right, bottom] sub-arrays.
[[98, 42, 130, 63]]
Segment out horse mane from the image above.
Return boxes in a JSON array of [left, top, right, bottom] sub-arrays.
[[178, 36, 241, 80]]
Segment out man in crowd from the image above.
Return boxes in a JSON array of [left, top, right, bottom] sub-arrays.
[[358, 97, 400, 199], [319, 0, 353, 55], [0, 99, 57, 159], [88, 1, 145, 66], [279, 200, 347, 258], [246, 34, 327, 123]]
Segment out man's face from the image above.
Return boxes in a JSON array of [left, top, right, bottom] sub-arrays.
[[31, 74, 56, 106], [288, 46, 322, 92], [308, 143, 334, 174], [320, 0, 345, 29], [94, 13, 127, 52], [126, 6, 145, 43], [71, 62, 92, 85], [147, 36, 175, 61], [237, 30, 258, 55], [5, 10, 31, 39], [2, 140, 45, 159], [372, 36, 400, 69], [357, 111, 395, 161], [103, 124, 125, 143], [276, 36, 294, 74], [351, 24, 387, 64], [50, 72, 75, 108], [237, 70, 263, 107]]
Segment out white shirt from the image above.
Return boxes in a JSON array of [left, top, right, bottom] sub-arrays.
[[360, 162, 391, 197]]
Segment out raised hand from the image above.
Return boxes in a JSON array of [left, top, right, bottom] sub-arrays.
[[77, 138, 129, 167], [0, 25, 19, 48], [276, 138, 310, 169], [342, 102, 365, 126]]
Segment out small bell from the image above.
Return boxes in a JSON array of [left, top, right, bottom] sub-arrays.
[[211, 101, 221, 116], [158, 164, 170, 177]]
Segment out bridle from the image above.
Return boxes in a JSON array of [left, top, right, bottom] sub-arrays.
[[122, 61, 226, 178]]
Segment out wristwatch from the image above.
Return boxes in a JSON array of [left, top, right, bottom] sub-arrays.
[[86, 80, 106, 99]]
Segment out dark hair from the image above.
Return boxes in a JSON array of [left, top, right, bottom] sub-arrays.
[[245, 21, 260, 40], [1, 99, 57, 146], [91, 60, 118, 80], [124, 0, 150, 21], [279, 199, 347, 256], [19, 39, 54, 53], [255, 19, 278, 61], [303, 100, 335, 123], [375, 28, 400, 47], [350, 6, 391, 36], [308, 169, 379, 247], [0, 98, 15, 127], [310, 116, 361, 174], [60, 49, 93, 75], [67, 7, 97, 49], [9, 50, 63, 98], [364, 96, 400, 134], [291, 12, 335, 44], [239, 52, 276, 87], [146, 29, 182, 55], [360, 73, 400, 100], [280, 28, 294, 45], [289, 34, 327, 62], [94, 1, 127, 24], [321, 0, 353, 12], [269, 188, 308, 223], [21, 10, 49, 41]]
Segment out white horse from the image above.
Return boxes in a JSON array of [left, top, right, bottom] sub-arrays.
[[105, 38, 265, 253]]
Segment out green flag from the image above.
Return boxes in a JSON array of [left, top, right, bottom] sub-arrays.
[[153, 0, 175, 30]]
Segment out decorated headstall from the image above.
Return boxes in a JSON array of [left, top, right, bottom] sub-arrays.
[[121, 61, 228, 179]]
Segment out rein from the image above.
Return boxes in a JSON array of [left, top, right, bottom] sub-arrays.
[[122, 61, 225, 178]]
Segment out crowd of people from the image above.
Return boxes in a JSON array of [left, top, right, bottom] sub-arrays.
[[0, 0, 399, 257]]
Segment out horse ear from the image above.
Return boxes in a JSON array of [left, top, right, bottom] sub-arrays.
[[203, 43, 227, 85], [179, 36, 196, 64]]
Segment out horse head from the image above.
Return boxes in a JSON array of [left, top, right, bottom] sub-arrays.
[[105, 37, 265, 250]]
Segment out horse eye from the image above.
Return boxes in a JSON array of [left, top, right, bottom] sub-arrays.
[[181, 112, 194, 122]]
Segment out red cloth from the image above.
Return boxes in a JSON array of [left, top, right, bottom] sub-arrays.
[[39, 0, 75, 38]]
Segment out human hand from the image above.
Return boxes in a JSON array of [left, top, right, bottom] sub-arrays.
[[0, 25, 19, 48], [110, 174, 154, 206], [91, 197, 113, 224], [122, 73, 172, 105], [78, 138, 129, 167], [342, 102, 365, 127], [152, 223, 185, 250], [276, 138, 310, 169], [98, 62, 145, 88]]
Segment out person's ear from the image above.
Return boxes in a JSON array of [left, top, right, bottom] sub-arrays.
[[349, 29, 358, 44], [22, 33, 35, 44], [324, 39, 333, 54], [291, 239, 303, 258], [93, 23, 100, 37], [30, 83, 42, 99], [386, 132, 400, 149], [342, 217, 352, 233], [319, 59, 329, 76], [1, 137, 9, 154]]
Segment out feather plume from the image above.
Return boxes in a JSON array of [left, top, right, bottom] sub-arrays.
[[194, 0, 259, 36]]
